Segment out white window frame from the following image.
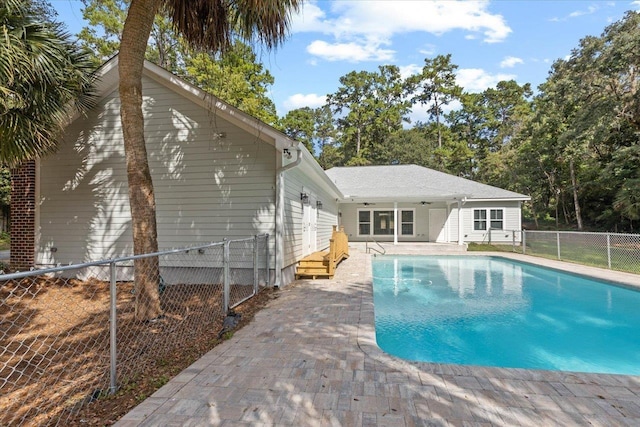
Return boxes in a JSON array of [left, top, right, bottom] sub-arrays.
[[473, 208, 505, 231], [357, 209, 371, 236], [400, 208, 416, 237], [357, 208, 416, 237]]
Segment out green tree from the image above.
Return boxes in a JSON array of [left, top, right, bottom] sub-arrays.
[[0, 0, 95, 165], [328, 70, 378, 164], [280, 107, 316, 153], [183, 41, 278, 125], [118, 0, 301, 321], [313, 105, 338, 168], [408, 54, 462, 149], [516, 12, 640, 231], [79, 0, 183, 72], [279, 105, 339, 167], [328, 65, 411, 165], [79, 0, 279, 125]]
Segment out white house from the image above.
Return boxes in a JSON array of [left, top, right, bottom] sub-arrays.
[[11, 58, 529, 286], [11, 56, 341, 286], [326, 165, 529, 245]]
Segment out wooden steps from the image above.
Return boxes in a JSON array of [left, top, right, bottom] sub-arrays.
[[295, 226, 349, 280], [296, 251, 331, 279]]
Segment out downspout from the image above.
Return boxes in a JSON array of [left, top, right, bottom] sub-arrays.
[[274, 145, 302, 287]]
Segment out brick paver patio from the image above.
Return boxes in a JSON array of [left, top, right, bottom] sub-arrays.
[[116, 246, 640, 426]]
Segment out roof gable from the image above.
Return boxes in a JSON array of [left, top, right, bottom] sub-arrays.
[[325, 164, 529, 201], [90, 55, 292, 150]]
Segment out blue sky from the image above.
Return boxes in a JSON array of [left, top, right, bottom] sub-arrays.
[[51, 0, 640, 120]]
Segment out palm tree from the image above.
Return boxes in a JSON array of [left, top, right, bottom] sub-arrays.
[[119, 0, 302, 320], [0, 0, 95, 166]]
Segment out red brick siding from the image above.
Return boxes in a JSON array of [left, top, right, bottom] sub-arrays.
[[10, 161, 36, 269]]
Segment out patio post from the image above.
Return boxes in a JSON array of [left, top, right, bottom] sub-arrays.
[[393, 202, 398, 245], [457, 200, 464, 245]]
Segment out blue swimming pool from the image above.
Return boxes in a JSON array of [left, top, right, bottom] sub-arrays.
[[372, 256, 640, 375]]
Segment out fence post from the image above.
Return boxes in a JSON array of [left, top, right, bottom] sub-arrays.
[[523, 230, 526, 255], [488, 228, 492, 244], [109, 261, 118, 394], [512, 230, 516, 252], [223, 239, 230, 314], [557, 231, 561, 260], [253, 235, 259, 294], [265, 234, 270, 287], [607, 233, 612, 269]]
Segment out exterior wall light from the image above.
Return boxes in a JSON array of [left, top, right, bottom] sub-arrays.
[[316, 201, 323, 209], [300, 192, 309, 203]]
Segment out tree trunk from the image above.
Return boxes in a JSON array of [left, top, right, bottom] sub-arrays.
[[119, 0, 163, 321], [436, 107, 442, 149], [527, 197, 539, 229], [569, 158, 583, 230], [561, 193, 570, 225]]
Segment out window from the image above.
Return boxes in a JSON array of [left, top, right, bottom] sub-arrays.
[[358, 210, 371, 235], [473, 209, 504, 231], [373, 211, 394, 235], [473, 209, 487, 231], [357, 209, 415, 236], [490, 209, 504, 230], [401, 210, 414, 235]]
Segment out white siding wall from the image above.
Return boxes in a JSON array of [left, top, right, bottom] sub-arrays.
[[461, 201, 522, 243], [37, 76, 276, 265], [282, 166, 338, 267]]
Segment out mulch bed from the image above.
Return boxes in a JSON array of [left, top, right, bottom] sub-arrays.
[[0, 276, 278, 426]]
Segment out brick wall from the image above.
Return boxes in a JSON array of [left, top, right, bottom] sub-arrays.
[[10, 161, 36, 270]]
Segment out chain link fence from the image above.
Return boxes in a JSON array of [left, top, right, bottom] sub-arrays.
[[523, 230, 640, 274], [0, 234, 269, 426]]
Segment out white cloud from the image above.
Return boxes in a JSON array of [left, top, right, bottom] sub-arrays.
[[293, 0, 511, 63], [418, 44, 437, 56], [283, 93, 327, 111], [552, 3, 615, 21], [633, 0, 640, 10], [399, 64, 422, 79], [500, 56, 524, 68], [456, 68, 516, 93], [569, 5, 597, 18], [306, 40, 394, 62]]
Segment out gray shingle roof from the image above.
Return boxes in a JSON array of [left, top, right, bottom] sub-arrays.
[[324, 164, 529, 201]]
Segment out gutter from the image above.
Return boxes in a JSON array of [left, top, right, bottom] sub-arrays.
[[274, 144, 302, 287]]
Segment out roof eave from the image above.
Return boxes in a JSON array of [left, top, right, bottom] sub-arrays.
[[467, 197, 531, 202]]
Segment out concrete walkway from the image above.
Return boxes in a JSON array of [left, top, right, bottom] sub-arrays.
[[116, 246, 640, 426]]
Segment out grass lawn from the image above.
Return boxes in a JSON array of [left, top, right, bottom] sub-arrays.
[[467, 242, 518, 253], [469, 239, 640, 275], [0, 232, 8, 251]]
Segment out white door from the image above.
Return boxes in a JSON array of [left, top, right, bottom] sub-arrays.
[[429, 209, 447, 242], [302, 201, 317, 255]]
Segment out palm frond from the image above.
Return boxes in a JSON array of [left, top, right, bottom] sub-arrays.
[[164, 0, 302, 53], [0, 0, 96, 167]]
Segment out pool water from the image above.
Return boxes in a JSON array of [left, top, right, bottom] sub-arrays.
[[372, 256, 640, 375]]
